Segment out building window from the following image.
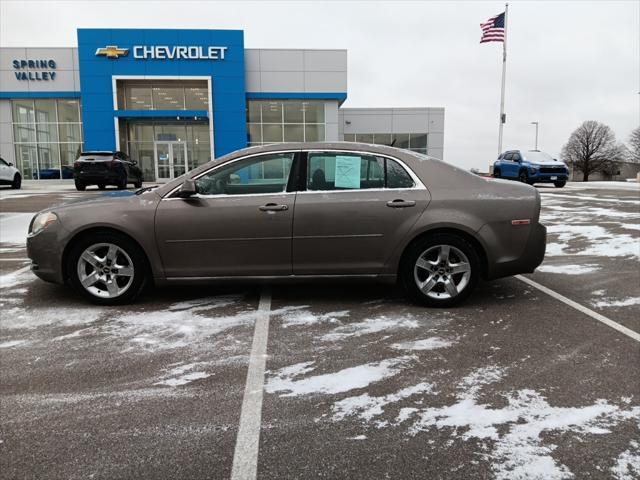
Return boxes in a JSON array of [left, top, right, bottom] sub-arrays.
[[343, 133, 428, 154], [246, 100, 326, 146], [118, 80, 209, 111], [11, 99, 83, 180]]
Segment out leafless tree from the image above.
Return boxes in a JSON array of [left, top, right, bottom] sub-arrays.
[[561, 121, 625, 181], [629, 126, 640, 163]]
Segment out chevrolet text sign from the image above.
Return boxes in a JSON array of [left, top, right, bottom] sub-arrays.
[[132, 45, 227, 60]]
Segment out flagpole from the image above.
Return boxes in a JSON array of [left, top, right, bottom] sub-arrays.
[[497, 3, 509, 156]]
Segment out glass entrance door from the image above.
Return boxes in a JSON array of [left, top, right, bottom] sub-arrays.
[[154, 142, 188, 181]]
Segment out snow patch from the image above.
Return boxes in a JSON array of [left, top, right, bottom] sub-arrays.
[[593, 297, 640, 308], [155, 364, 210, 387], [391, 337, 453, 351], [265, 357, 412, 397], [612, 440, 640, 480], [0, 339, 28, 348], [536, 263, 600, 275], [279, 308, 349, 327], [321, 315, 420, 342], [333, 382, 433, 423]]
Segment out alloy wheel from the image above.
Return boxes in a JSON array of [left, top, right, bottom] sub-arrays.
[[413, 244, 471, 300], [76, 242, 134, 298]]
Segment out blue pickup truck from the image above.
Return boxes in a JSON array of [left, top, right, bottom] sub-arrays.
[[492, 150, 569, 188]]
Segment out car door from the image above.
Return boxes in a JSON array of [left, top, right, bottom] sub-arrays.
[[502, 152, 515, 178], [155, 151, 298, 278], [292, 150, 430, 275], [0, 159, 11, 182]]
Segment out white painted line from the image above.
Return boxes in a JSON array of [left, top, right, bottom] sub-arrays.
[[0, 258, 29, 262], [231, 288, 272, 480], [1, 265, 31, 276], [516, 275, 640, 342]]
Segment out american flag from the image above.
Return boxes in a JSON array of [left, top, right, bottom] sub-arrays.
[[480, 12, 505, 43]]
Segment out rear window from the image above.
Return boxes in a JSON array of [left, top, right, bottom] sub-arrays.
[[78, 152, 114, 161]]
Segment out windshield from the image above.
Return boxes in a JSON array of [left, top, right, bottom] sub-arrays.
[[522, 151, 556, 163]]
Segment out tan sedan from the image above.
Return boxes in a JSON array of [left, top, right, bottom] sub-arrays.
[[27, 142, 546, 307]]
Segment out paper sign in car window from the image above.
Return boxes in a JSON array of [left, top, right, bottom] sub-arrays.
[[334, 155, 361, 189]]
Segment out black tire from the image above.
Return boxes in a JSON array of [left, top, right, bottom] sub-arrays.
[[66, 231, 149, 305], [400, 233, 480, 308], [75, 180, 86, 191], [493, 168, 501, 178], [554, 181, 566, 188], [98, 184, 106, 190], [116, 176, 127, 190], [518, 170, 530, 184], [11, 173, 21, 189], [134, 177, 143, 189]]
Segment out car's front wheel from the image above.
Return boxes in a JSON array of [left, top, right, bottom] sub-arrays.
[[67, 232, 149, 305], [518, 171, 530, 184], [75, 180, 86, 191], [11, 173, 21, 189], [401, 233, 480, 307], [554, 181, 566, 188]]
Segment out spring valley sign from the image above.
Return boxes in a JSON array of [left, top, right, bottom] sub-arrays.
[[95, 45, 227, 60], [12, 59, 57, 81]]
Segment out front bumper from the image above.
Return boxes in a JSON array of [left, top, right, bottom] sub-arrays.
[[529, 172, 568, 183], [26, 226, 67, 285]]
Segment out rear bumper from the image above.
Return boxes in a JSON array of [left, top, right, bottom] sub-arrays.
[[485, 222, 547, 280], [74, 171, 124, 185]]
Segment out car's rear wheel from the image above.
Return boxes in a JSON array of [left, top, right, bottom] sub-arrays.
[[554, 181, 566, 188], [401, 233, 480, 307], [98, 184, 106, 190], [67, 232, 148, 305], [117, 177, 127, 190], [134, 177, 143, 189], [493, 168, 501, 178], [75, 180, 86, 191], [11, 173, 21, 189]]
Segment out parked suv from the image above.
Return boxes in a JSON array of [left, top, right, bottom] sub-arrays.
[[0, 156, 22, 189], [493, 150, 569, 188], [73, 151, 143, 191]]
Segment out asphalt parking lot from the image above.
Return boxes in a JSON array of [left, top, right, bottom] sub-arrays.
[[1, 181, 639, 479]]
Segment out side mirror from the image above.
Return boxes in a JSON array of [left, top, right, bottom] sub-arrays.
[[177, 178, 198, 198], [8, 162, 13, 167]]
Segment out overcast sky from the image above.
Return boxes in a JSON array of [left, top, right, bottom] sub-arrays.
[[1, 0, 638, 170]]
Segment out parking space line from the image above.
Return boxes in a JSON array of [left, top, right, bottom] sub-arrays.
[[231, 288, 272, 480], [0, 258, 29, 262], [516, 275, 640, 342]]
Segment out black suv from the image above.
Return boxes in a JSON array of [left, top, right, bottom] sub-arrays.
[[73, 151, 143, 191]]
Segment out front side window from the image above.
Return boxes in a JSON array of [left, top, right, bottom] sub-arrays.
[[307, 153, 414, 191], [196, 153, 294, 196]]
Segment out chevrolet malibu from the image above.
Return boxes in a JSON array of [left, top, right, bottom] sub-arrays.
[[27, 142, 546, 307]]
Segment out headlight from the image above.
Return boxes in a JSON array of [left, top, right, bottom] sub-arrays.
[[529, 165, 539, 173], [30, 212, 58, 236]]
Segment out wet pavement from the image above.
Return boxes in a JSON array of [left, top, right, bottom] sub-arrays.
[[1, 182, 639, 479]]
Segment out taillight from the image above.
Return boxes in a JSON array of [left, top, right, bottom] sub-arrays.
[[109, 160, 119, 169]]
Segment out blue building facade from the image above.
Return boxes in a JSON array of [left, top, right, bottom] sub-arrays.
[[1, 28, 443, 182]]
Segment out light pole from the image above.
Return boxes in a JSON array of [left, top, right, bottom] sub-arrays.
[[531, 121, 539, 150]]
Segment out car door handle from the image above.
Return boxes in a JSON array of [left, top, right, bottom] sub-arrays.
[[259, 203, 289, 212], [386, 199, 416, 208]]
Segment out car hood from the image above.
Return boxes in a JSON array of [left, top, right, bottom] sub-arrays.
[[531, 161, 567, 168], [41, 190, 160, 218]]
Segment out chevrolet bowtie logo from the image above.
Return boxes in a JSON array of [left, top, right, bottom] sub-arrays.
[[95, 46, 129, 59]]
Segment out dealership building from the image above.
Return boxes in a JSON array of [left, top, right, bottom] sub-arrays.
[[0, 29, 444, 182]]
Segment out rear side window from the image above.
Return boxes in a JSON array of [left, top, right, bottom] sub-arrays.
[[307, 153, 414, 191], [386, 158, 415, 188], [512, 153, 521, 162]]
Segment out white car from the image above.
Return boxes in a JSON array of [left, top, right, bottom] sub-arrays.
[[0, 157, 21, 189]]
